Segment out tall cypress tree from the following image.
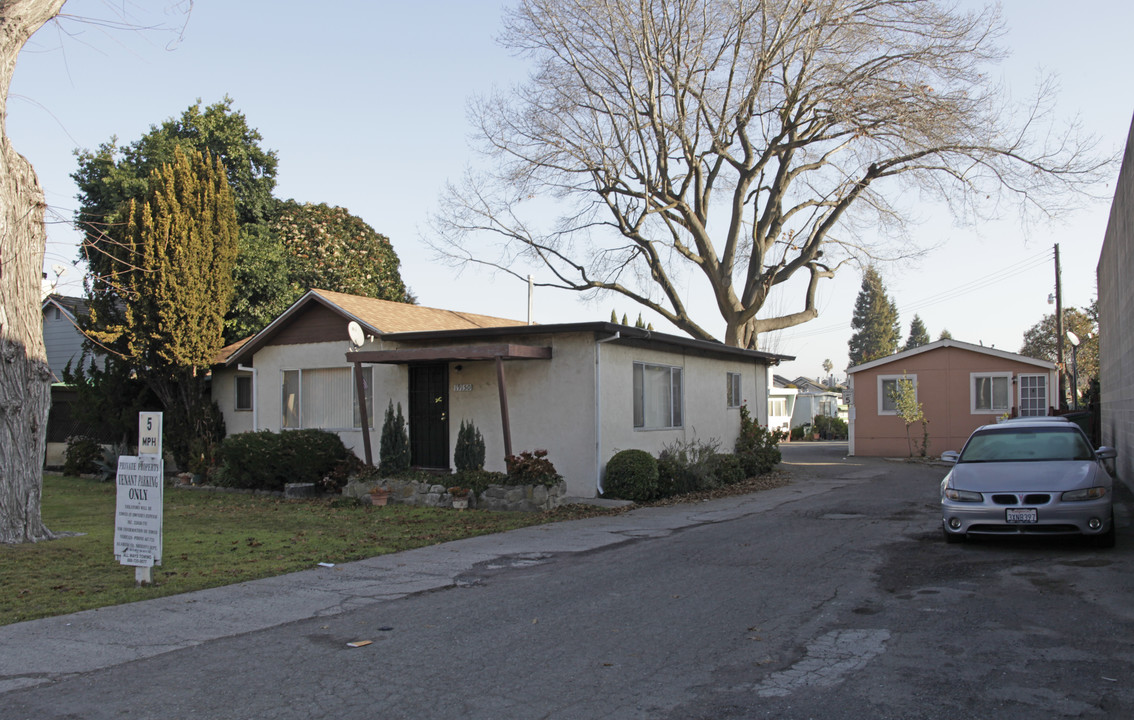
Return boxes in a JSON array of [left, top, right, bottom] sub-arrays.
[[904, 315, 931, 351], [848, 266, 900, 366], [85, 146, 238, 468]]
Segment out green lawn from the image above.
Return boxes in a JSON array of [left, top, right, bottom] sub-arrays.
[[0, 476, 623, 627]]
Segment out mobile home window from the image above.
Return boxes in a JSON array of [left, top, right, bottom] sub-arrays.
[[877, 374, 916, 416], [282, 367, 373, 430], [726, 372, 742, 408], [633, 362, 683, 429], [972, 373, 1011, 414]]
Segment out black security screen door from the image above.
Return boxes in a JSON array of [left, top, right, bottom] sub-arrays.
[[408, 364, 449, 469]]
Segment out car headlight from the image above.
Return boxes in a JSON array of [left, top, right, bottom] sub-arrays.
[[1061, 487, 1108, 501], [944, 488, 983, 502]]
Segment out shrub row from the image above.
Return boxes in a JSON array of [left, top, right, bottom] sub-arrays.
[[212, 429, 359, 492], [602, 405, 782, 502]]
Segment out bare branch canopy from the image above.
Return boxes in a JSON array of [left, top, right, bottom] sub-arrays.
[[431, 0, 1110, 348]]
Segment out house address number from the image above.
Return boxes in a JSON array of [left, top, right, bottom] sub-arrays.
[[452, 383, 474, 392]]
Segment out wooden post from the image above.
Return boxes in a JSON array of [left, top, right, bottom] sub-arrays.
[[354, 362, 374, 466], [496, 355, 513, 459]]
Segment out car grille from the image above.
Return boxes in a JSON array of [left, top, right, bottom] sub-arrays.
[[990, 493, 1052, 505]]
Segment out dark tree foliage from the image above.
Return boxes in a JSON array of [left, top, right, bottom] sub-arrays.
[[454, 419, 486, 473], [848, 266, 900, 366], [273, 200, 411, 303], [83, 147, 239, 470], [903, 314, 931, 351], [1020, 306, 1098, 395], [74, 97, 281, 343]]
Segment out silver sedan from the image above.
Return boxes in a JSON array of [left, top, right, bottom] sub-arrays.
[[940, 420, 1117, 547]]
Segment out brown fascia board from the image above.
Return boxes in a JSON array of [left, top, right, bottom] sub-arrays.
[[222, 290, 381, 368], [384, 322, 794, 365]]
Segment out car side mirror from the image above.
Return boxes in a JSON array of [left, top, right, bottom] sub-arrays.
[[940, 450, 959, 464], [1096, 446, 1117, 460]]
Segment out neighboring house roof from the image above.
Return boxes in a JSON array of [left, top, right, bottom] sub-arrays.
[[220, 288, 795, 368], [846, 338, 1056, 374], [41, 294, 89, 320]]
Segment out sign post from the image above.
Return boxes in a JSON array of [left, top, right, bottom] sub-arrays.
[[114, 413, 164, 585]]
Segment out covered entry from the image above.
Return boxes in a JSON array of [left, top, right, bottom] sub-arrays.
[[346, 343, 552, 468]]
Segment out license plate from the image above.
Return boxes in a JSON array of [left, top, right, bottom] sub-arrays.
[[1006, 508, 1038, 524]]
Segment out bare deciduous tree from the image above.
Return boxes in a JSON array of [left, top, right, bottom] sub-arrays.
[[0, 0, 67, 543], [432, 0, 1109, 349]]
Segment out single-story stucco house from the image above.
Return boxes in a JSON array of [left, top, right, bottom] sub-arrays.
[[213, 289, 791, 497], [846, 339, 1057, 457]]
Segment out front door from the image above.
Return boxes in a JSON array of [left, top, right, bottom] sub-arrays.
[[409, 364, 449, 468]]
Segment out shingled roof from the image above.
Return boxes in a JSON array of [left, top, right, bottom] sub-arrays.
[[219, 289, 526, 367], [310, 289, 527, 333]]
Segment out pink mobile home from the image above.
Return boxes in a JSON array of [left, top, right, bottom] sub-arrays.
[[847, 339, 1057, 457]]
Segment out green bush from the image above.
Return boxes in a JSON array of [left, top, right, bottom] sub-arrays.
[[714, 453, 746, 485], [453, 469, 509, 496], [504, 449, 561, 487], [813, 414, 848, 440], [215, 429, 354, 491], [657, 437, 724, 496], [602, 449, 659, 501], [736, 404, 781, 476], [64, 435, 103, 477], [378, 400, 410, 475], [454, 419, 486, 472]]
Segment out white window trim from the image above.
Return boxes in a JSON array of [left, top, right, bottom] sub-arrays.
[[633, 361, 684, 430], [877, 374, 916, 416], [1017, 373, 1049, 417], [234, 374, 253, 412], [727, 372, 742, 409], [970, 371, 1013, 415]]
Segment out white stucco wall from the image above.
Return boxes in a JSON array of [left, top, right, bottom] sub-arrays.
[[213, 331, 777, 498]]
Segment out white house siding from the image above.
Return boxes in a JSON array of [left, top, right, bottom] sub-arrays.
[[213, 331, 776, 498], [595, 341, 767, 492], [1098, 113, 1134, 488]]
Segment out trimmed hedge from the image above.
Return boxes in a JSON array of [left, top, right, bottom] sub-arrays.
[[603, 449, 660, 501], [214, 429, 355, 491]]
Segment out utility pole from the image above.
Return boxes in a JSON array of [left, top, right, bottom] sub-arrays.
[[1055, 244, 1066, 411]]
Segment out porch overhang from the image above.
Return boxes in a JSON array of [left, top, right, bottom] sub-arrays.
[[345, 343, 552, 467], [345, 343, 552, 364]]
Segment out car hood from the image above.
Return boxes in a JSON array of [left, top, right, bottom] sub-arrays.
[[948, 460, 1107, 492]]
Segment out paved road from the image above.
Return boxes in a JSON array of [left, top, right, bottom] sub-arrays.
[[3, 442, 1132, 719]]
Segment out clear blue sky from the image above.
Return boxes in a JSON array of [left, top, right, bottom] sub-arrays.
[[10, 0, 1133, 381]]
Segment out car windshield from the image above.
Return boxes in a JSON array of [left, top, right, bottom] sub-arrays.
[[958, 427, 1095, 463]]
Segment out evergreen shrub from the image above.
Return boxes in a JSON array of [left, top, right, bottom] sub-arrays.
[[602, 449, 659, 501], [454, 419, 486, 472], [657, 437, 724, 495], [215, 429, 353, 491], [378, 400, 410, 475], [64, 435, 103, 477]]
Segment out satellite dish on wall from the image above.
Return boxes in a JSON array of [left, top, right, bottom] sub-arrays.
[[347, 321, 366, 348]]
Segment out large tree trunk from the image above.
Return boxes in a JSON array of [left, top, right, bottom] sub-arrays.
[[0, 0, 68, 543]]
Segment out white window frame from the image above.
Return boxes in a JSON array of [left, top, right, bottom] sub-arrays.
[[633, 362, 684, 429], [971, 372, 1013, 415], [877, 374, 916, 416], [281, 366, 373, 430], [726, 372, 743, 409], [768, 396, 788, 418], [234, 374, 253, 412], [1017, 373, 1049, 417]]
